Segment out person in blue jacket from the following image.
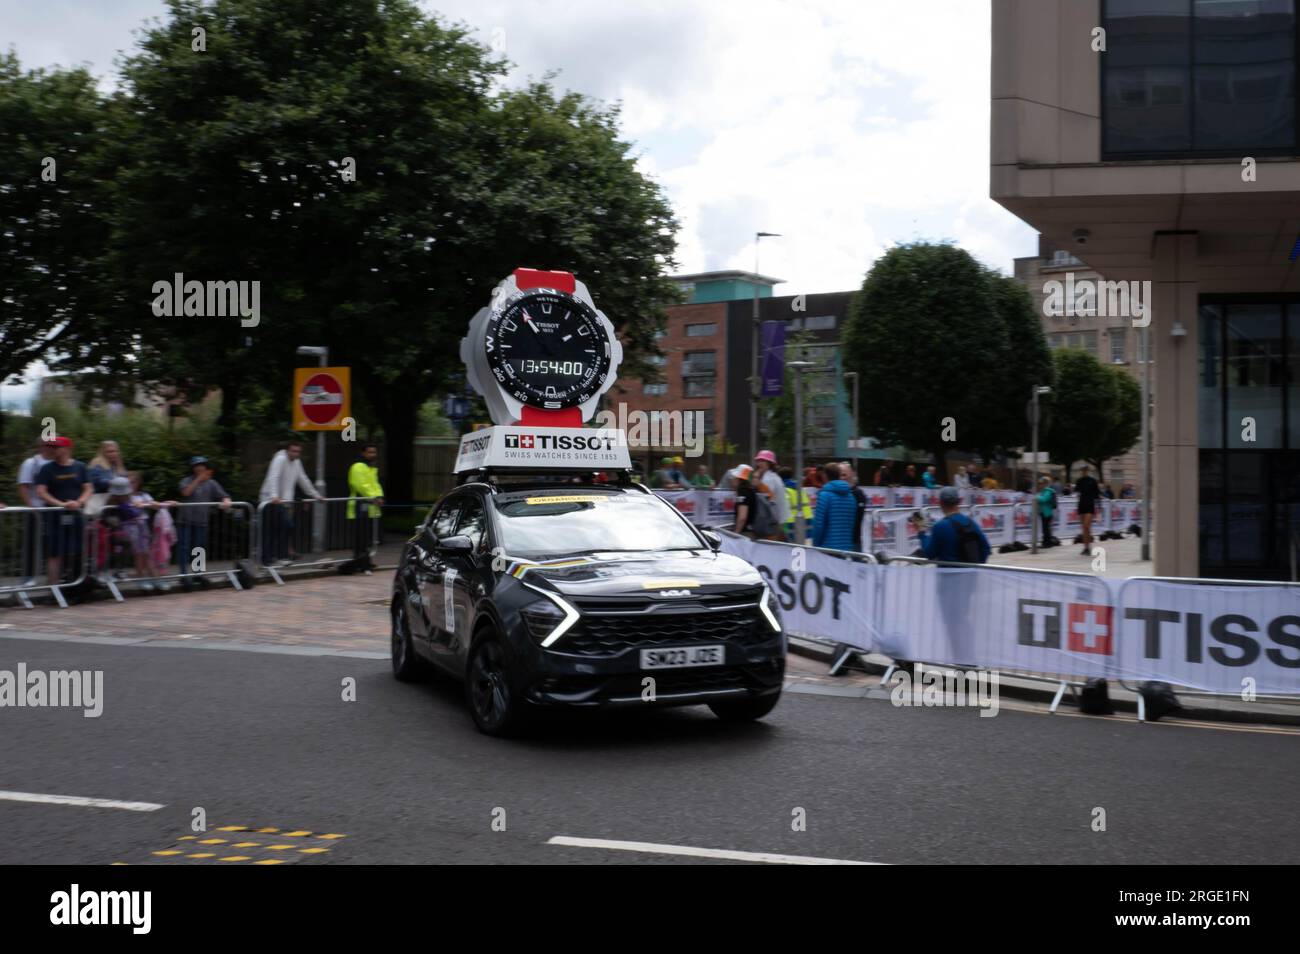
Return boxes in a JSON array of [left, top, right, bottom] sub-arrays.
[[811, 463, 859, 551], [916, 487, 991, 563]]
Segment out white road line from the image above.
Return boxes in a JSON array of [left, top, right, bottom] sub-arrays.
[[548, 836, 882, 865], [0, 790, 165, 812]]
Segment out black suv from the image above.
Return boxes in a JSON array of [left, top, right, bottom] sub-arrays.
[[390, 477, 785, 735]]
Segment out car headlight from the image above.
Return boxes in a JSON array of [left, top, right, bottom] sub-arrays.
[[520, 583, 581, 646], [759, 584, 783, 633]]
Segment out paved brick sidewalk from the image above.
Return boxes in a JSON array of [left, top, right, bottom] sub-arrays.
[[2, 572, 392, 652]]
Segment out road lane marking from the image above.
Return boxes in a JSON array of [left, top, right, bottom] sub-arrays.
[[547, 836, 882, 865], [0, 790, 164, 812]]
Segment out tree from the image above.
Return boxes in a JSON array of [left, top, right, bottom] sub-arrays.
[[1040, 348, 1133, 480], [80, 0, 679, 500], [1085, 366, 1141, 481], [0, 55, 111, 440], [842, 242, 1046, 460]]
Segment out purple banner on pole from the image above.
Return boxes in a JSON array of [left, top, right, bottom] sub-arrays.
[[760, 320, 785, 397]]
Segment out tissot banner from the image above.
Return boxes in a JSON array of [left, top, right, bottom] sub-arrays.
[[971, 504, 1016, 547], [719, 533, 877, 650]]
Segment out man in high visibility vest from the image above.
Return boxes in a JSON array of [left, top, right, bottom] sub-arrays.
[[781, 467, 812, 540], [347, 443, 384, 574]]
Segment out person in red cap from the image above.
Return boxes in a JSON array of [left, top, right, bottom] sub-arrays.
[[35, 437, 92, 585], [753, 450, 789, 539]]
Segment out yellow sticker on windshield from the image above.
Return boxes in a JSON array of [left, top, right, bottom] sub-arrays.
[[641, 579, 700, 589], [525, 495, 604, 505]]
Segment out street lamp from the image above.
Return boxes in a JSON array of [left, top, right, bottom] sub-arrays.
[[1030, 385, 1051, 555], [750, 231, 781, 460], [789, 359, 815, 544], [296, 345, 329, 553]]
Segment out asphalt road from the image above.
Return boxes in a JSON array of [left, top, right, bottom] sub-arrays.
[[1, 635, 1297, 865]]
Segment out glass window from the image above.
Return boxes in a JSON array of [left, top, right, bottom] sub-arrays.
[[455, 495, 488, 551], [1103, 0, 1297, 157], [1110, 328, 1127, 363], [432, 499, 461, 538], [1289, 304, 1300, 447], [1198, 449, 1226, 567], [682, 350, 716, 375], [492, 490, 702, 559], [683, 377, 714, 397], [685, 323, 717, 337], [1199, 303, 1224, 448], [1225, 303, 1284, 448], [643, 383, 667, 395], [804, 315, 837, 331]]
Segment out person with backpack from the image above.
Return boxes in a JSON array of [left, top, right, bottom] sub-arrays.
[[916, 487, 990, 563], [811, 463, 858, 551], [733, 465, 778, 540], [1036, 475, 1058, 548]]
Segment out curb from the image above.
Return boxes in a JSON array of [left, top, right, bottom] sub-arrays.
[[786, 635, 1300, 728]]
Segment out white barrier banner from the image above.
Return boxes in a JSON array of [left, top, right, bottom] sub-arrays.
[[890, 488, 922, 509], [972, 505, 1016, 547], [720, 535, 877, 650], [1114, 579, 1300, 695], [695, 490, 735, 527], [1109, 499, 1142, 531], [875, 565, 1119, 677], [1013, 502, 1034, 542], [657, 490, 698, 520], [1053, 496, 1081, 536], [861, 487, 891, 508]]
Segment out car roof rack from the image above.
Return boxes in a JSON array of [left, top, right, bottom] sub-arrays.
[[456, 467, 647, 492]]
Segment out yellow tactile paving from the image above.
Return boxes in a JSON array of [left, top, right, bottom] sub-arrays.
[[140, 822, 349, 864]]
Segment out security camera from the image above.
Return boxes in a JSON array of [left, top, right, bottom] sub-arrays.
[[1072, 228, 1090, 245]]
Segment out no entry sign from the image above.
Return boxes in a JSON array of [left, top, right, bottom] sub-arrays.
[[293, 366, 351, 431]]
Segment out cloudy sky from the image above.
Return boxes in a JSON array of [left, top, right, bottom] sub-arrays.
[[1, 0, 1037, 409]]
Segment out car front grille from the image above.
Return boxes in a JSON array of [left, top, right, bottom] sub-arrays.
[[553, 603, 773, 657]]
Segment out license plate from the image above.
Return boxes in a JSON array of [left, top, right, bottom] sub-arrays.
[[639, 645, 725, 669]]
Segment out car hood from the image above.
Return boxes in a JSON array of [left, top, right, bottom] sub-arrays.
[[508, 549, 763, 599]]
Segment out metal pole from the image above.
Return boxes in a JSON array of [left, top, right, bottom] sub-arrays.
[[314, 348, 329, 554], [843, 370, 859, 459], [750, 242, 760, 461], [1031, 386, 1040, 555], [1140, 325, 1151, 562], [794, 367, 806, 544]]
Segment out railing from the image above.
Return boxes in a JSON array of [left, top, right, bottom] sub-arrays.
[[255, 496, 379, 584], [0, 506, 90, 609]]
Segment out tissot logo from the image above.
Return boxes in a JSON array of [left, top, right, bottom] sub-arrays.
[[1017, 599, 1113, 655], [503, 433, 535, 448]]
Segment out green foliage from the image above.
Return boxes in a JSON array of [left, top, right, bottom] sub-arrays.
[[761, 332, 828, 459], [13, 398, 244, 502], [842, 242, 1049, 459], [1041, 349, 1140, 479]]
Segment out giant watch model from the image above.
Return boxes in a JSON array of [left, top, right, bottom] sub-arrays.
[[461, 268, 623, 427]]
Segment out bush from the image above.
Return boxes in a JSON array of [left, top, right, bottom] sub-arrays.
[[3, 399, 245, 503]]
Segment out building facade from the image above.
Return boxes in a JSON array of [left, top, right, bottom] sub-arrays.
[[1014, 236, 1146, 487], [610, 271, 859, 471], [993, 0, 1300, 580]]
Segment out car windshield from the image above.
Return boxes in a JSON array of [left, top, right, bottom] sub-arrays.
[[491, 490, 702, 558]]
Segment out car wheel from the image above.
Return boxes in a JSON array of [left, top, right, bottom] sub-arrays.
[[708, 692, 781, 722], [391, 597, 427, 681], [466, 628, 527, 736]]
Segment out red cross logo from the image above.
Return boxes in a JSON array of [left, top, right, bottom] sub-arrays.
[[1067, 603, 1113, 655]]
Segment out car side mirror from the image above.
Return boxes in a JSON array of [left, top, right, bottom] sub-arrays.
[[438, 534, 474, 553], [700, 528, 722, 551]]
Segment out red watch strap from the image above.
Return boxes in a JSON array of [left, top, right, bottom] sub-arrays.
[[513, 267, 575, 294], [518, 406, 583, 427]]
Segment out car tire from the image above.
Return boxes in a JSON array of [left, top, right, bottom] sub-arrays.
[[391, 597, 427, 682], [708, 692, 781, 722], [466, 627, 528, 737]]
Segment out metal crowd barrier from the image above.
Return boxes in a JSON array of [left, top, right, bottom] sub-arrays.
[[90, 501, 255, 600], [1113, 575, 1300, 718], [0, 505, 90, 609], [878, 555, 1112, 712], [256, 496, 378, 584]]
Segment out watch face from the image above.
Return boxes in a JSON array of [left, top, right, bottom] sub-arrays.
[[484, 291, 612, 409]]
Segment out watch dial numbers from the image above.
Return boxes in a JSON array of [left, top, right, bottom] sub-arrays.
[[484, 291, 610, 409]]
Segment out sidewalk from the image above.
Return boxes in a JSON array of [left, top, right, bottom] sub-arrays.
[[986, 532, 1152, 578]]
